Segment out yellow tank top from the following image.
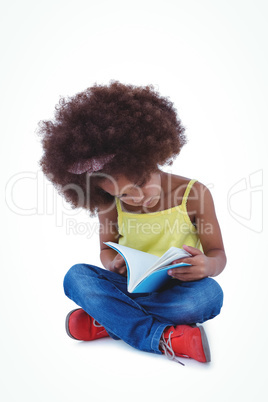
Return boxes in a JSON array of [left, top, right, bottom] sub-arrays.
[[115, 179, 202, 257]]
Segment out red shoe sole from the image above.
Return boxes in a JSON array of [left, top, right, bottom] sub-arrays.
[[198, 325, 211, 362], [65, 308, 81, 340]]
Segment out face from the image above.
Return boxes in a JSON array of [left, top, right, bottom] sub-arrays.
[[99, 172, 162, 208]]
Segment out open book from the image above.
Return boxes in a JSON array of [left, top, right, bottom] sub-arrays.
[[104, 242, 192, 293]]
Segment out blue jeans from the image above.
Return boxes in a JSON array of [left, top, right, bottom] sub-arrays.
[[63, 264, 223, 355]]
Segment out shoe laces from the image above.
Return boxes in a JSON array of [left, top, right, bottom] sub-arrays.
[[93, 319, 103, 328], [159, 331, 185, 366]]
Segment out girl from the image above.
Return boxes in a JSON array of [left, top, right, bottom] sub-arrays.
[[39, 81, 226, 365]]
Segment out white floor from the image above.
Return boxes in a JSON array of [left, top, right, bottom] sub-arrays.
[[1, 209, 267, 402], [1, 302, 267, 402]]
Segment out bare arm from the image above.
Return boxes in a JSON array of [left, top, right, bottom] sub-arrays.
[[98, 202, 127, 276], [170, 182, 227, 281]]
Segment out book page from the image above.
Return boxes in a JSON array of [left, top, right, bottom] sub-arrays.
[[104, 242, 159, 290], [147, 247, 191, 274]]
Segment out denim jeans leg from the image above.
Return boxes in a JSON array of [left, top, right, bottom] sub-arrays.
[[63, 263, 168, 355], [135, 277, 224, 325]]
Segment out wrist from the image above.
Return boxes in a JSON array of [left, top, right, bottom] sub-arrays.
[[206, 250, 226, 277], [206, 257, 218, 277]]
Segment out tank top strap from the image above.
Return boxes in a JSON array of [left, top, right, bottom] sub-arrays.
[[181, 179, 197, 207], [115, 196, 122, 212], [115, 197, 123, 228]]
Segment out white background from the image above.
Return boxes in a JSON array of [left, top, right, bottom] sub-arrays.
[[1, 0, 267, 401]]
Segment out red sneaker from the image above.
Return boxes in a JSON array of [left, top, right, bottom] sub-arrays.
[[65, 308, 109, 341], [160, 325, 211, 365]]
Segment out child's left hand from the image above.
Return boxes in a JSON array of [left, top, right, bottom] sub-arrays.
[[168, 245, 212, 281]]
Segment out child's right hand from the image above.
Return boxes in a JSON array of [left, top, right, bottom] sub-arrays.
[[109, 253, 127, 277]]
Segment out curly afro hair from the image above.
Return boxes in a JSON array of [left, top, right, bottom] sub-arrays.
[[38, 81, 187, 215]]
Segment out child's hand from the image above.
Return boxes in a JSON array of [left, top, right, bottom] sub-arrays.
[[109, 253, 128, 277], [168, 245, 212, 282]]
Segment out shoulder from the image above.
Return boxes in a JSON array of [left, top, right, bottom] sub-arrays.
[[162, 172, 190, 194], [98, 200, 118, 223], [187, 180, 215, 217], [163, 173, 197, 205], [191, 180, 213, 199], [98, 200, 120, 246], [190, 180, 212, 196]]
